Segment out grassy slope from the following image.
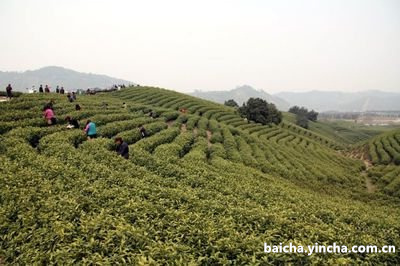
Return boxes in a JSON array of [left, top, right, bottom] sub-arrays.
[[0, 88, 399, 264]]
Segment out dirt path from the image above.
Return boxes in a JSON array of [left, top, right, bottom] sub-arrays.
[[361, 155, 373, 170], [193, 128, 198, 137], [365, 175, 377, 193], [206, 130, 212, 148], [363, 158, 373, 169], [166, 120, 174, 128], [181, 123, 187, 133], [345, 146, 377, 193], [362, 159, 377, 193]]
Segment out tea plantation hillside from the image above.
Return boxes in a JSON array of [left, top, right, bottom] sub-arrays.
[[354, 129, 400, 197], [1, 87, 400, 264]]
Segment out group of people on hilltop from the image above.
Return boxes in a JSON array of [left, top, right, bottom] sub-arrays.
[[38, 85, 67, 94], [112, 84, 126, 89], [54, 85, 66, 94], [6, 83, 133, 97], [37, 85, 53, 93], [5, 83, 71, 95]]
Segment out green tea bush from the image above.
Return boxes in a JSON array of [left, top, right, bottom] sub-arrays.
[[235, 136, 258, 168], [117, 121, 167, 144], [210, 131, 223, 144], [153, 132, 194, 162], [183, 137, 208, 162], [221, 127, 242, 163], [162, 111, 180, 122], [133, 128, 180, 153], [375, 140, 392, 164], [210, 143, 227, 159], [186, 115, 200, 130], [97, 117, 153, 138]]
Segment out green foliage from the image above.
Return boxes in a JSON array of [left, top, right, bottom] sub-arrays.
[[38, 129, 87, 153], [368, 132, 400, 165], [97, 117, 153, 138], [289, 105, 318, 122], [133, 128, 180, 153], [117, 121, 167, 144], [153, 132, 195, 162], [394, 155, 400, 166], [0, 118, 47, 134], [183, 137, 208, 162], [221, 127, 242, 163], [238, 98, 282, 125], [162, 111, 180, 122], [210, 143, 227, 159], [0, 91, 23, 97], [186, 115, 200, 130], [365, 130, 400, 196], [176, 114, 188, 124], [224, 99, 239, 108], [295, 113, 309, 129]]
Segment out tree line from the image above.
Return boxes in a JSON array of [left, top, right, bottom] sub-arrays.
[[224, 98, 282, 125], [288, 106, 318, 129], [224, 99, 318, 129]]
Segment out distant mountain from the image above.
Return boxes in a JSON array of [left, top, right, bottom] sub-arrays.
[[275, 90, 400, 112], [0, 66, 133, 91], [190, 85, 290, 110]]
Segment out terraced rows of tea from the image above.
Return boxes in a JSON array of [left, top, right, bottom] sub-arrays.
[[1, 87, 400, 264], [365, 130, 400, 197]]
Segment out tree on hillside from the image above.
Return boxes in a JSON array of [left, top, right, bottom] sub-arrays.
[[307, 110, 318, 122], [289, 105, 318, 128], [289, 105, 319, 121], [288, 105, 301, 115], [295, 114, 309, 129], [238, 97, 282, 125], [289, 106, 307, 116], [224, 99, 239, 108]]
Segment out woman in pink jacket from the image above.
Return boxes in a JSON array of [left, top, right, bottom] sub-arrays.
[[43, 105, 57, 125]]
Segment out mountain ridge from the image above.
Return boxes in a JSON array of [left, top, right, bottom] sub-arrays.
[[275, 90, 400, 112], [190, 85, 290, 110]]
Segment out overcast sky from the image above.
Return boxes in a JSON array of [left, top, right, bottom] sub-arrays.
[[0, 0, 399, 93]]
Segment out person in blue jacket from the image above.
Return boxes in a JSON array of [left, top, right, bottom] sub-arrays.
[[84, 120, 97, 139]]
